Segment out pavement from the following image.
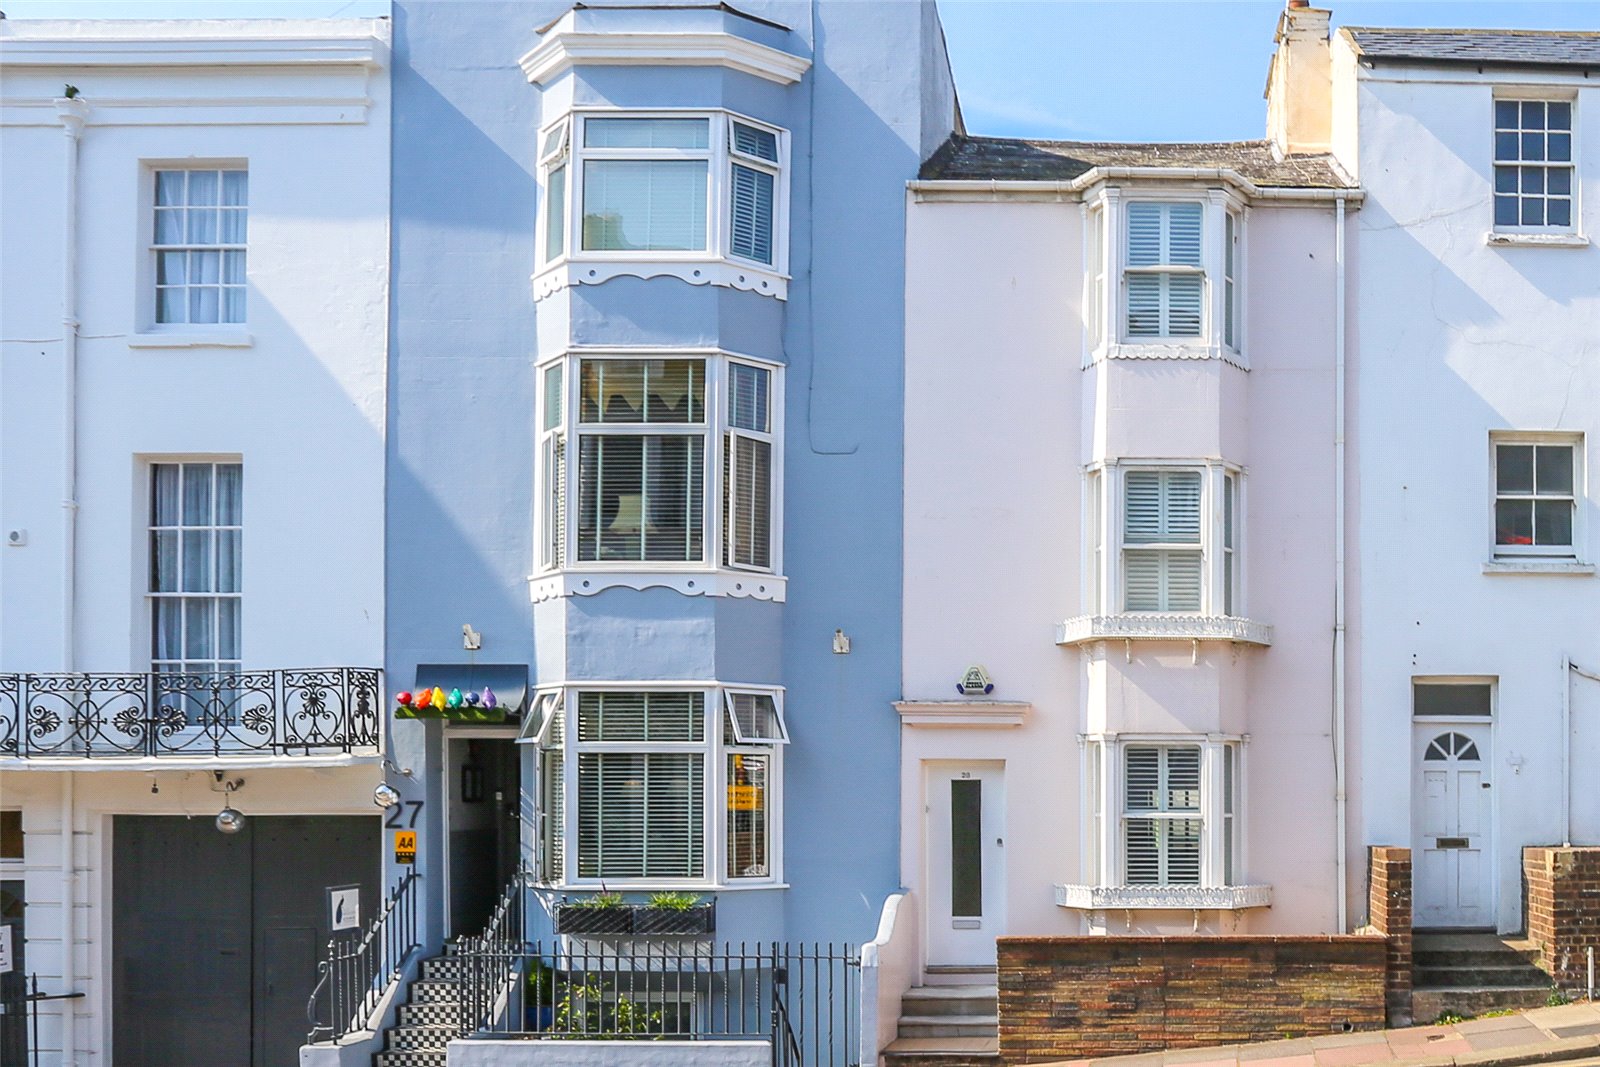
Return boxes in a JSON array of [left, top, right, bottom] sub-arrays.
[[1040, 1001, 1600, 1067]]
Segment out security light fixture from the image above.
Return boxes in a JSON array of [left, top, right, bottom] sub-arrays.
[[373, 782, 402, 809], [213, 772, 245, 833]]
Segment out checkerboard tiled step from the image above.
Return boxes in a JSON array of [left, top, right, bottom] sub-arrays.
[[398, 1001, 459, 1027], [385, 1024, 458, 1051], [374, 1051, 448, 1067]]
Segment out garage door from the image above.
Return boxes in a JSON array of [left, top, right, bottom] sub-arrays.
[[113, 815, 379, 1067]]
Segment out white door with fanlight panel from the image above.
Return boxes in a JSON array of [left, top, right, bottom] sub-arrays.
[[1413, 723, 1493, 927], [925, 762, 1005, 966]]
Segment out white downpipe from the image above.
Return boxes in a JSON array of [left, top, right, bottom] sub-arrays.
[[1333, 191, 1349, 933], [58, 97, 85, 673], [57, 96, 86, 1067]]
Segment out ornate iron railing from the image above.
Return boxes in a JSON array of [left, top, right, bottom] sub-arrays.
[[307, 870, 421, 1044], [0, 667, 381, 759]]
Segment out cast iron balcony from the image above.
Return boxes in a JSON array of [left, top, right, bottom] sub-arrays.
[[0, 667, 381, 761]]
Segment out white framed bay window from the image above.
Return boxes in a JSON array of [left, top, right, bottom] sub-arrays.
[[526, 684, 787, 888], [1077, 735, 1244, 892], [536, 110, 790, 299], [535, 351, 784, 594], [1082, 462, 1242, 619], [1082, 188, 1244, 364]]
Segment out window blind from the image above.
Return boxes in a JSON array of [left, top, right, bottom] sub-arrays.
[[577, 691, 704, 743], [730, 165, 775, 264], [725, 692, 788, 744], [1124, 745, 1202, 885], [1224, 212, 1238, 349], [1124, 470, 1203, 612], [583, 160, 708, 252], [1126, 202, 1203, 338], [577, 752, 705, 879], [724, 363, 773, 570]]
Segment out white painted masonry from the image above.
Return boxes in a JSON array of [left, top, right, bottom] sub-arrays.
[[1327, 28, 1600, 933], [0, 19, 390, 1064]]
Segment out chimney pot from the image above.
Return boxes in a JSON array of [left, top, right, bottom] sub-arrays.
[[1288, 0, 1310, 7]]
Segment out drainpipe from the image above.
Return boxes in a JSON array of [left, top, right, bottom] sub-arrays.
[[57, 95, 86, 1067], [1332, 190, 1349, 932], [57, 95, 85, 674]]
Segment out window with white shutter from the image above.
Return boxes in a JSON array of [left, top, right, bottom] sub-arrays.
[[1081, 737, 1243, 890], [1087, 205, 1106, 349], [1123, 470, 1203, 612], [724, 362, 774, 570], [730, 122, 778, 266], [1125, 202, 1204, 339]]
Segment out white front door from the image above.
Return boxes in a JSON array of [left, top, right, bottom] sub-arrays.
[[1414, 725, 1493, 927], [926, 763, 1005, 966]]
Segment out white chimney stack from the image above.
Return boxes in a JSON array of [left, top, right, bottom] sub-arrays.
[[1265, 1, 1333, 156]]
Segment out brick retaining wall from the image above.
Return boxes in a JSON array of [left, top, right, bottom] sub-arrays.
[[997, 936, 1388, 1064], [1524, 847, 1600, 991], [1368, 846, 1414, 1025]]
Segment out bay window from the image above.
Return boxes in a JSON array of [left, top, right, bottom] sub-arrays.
[[1081, 190, 1244, 361], [1083, 736, 1242, 889], [1082, 463, 1242, 618], [537, 111, 789, 294], [537, 353, 782, 579], [527, 685, 787, 887]]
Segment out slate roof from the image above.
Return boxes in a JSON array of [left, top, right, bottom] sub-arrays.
[[1342, 27, 1600, 69], [918, 135, 1353, 189]]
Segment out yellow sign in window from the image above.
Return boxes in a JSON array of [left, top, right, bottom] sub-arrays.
[[727, 784, 763, 811]]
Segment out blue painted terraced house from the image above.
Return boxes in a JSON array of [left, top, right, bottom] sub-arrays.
[[352, 2, 959, 1063]]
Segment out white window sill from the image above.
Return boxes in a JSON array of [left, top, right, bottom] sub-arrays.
[[1054, 883, 1273, 911], [533, 258, 788, 301], [1091, 341, 1247, 370], [1056, 614, 1273, 647], [129, 330, 253, 349], [1486, 231, 1589, 249], [529, 568, 786, 603], [1482, 559, 1595, 576]]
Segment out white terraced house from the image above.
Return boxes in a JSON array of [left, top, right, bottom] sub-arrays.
[[0, 18, 390, 1067]]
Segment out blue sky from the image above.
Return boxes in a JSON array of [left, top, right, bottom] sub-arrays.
[[5, 1, 1599, 142]]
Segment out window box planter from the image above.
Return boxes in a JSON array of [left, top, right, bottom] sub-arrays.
[[552, 899, 716, 937], [633, 901, 715, 936]]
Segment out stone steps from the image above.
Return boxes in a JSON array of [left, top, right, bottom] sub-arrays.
[[885, 970, 1000, 1066], [373, 950, 464, 1067], [1412, 933, 1556, 1022]]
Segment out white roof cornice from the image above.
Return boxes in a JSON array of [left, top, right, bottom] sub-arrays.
[[0, 35, 388, 70], [519, 30, 810, 86]]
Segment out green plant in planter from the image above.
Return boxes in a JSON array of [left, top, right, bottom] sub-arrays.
[[646, 891, 701, 911], [553, 978, 662, 1040], [527, 958, 560, 1000], [572, 891, 626, 910]]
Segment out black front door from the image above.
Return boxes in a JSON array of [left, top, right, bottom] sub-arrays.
[[448, 737, 522, 935], [113, 815, 378, 1067]]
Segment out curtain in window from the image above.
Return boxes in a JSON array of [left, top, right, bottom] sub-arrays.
[[1126, 202, 1203, 337], [150, 462, 242, 675]]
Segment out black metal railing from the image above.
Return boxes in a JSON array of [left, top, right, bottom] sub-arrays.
[[307, 870, 422, 1044], [1, 975, 86, 1067], [0, 667, 381, 759], [453, 937, 859, 1067], [456, 868, 532, 1035]]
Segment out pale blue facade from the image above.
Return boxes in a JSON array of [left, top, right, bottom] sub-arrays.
[[384, 0, 959, 950]]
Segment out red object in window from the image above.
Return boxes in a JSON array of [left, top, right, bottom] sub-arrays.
[[1499, 532, 1533, 545]]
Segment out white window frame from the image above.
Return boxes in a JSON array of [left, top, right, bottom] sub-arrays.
[[527, 682, 786, 890], [535, 349, 785, 584], [1081, 734, 1244, 890], [1086, 460, 1244, 618], [535, 109, 791, 299], [1122, 199, 1207, 342], [1489, 431, 1583, 561], [143, 162, 249, 332], [1492, 92, 1578, 234], [146, 458, 243, 677], [1082, 187, 1245, 364]]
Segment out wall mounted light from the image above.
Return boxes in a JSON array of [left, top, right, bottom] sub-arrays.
[[213, 773, 245, 834], [373, 782, 402, 809]]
